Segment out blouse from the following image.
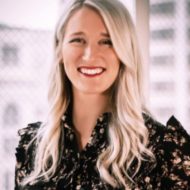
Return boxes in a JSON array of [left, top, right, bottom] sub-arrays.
[[15, 113, 190, 190]]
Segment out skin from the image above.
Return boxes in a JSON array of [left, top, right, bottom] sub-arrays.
[[62, 7, 120, 150]]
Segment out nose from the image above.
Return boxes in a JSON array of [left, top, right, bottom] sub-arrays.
[[82, 44, 98, 61]]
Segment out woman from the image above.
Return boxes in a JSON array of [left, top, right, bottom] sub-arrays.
[[15, 0, 190, 189]]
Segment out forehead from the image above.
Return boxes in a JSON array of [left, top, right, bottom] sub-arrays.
[[64, 6, 109, 35]]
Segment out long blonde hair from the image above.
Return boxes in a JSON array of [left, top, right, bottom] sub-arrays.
[[23, 0, 154, 188]]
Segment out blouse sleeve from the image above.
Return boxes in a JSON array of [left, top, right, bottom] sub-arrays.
[[14, 122, 41, 190], [159, 116, 190, 189]]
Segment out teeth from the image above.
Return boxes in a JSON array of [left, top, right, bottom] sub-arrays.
[[79, 68, 104, 75]]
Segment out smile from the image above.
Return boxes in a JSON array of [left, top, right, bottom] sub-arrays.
[[78, 67, 105, 76]]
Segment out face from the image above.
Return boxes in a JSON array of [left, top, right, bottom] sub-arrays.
[[61, 7, 120, 95]]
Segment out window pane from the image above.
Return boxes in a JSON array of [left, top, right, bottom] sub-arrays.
[[187, 1, 190, 16], [188, 28, 190, 41], [150, 2, 175, 15], [151, 29, 174, 40], [3, 103, 19, 126], [2, 43, 19, 66], [151, 55, 174, 67]]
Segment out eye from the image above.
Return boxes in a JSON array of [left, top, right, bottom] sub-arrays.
[[69, 38, 86, 44], [99, 39, 113, 47]]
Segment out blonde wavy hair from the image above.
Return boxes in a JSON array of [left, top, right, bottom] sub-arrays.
[[23, 0, 154, 188]]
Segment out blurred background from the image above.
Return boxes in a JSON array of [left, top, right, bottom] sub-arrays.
[[0, 0, 189, 189]]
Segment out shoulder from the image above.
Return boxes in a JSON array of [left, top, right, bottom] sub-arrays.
[[143, 113, 190, 149], [15, 122, 42, 185], [16, 121, 42, 163], [16, 122, 42, 160], [17, 122, 42, 144], [143, 114, 190, 188]]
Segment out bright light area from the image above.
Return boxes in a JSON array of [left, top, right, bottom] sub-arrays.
[[0, 0, 59, 30], [119, 0, 136, 21]]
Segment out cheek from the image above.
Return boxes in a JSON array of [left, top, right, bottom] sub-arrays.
[[62, 49, 75, 71], [111, 62, 120, 85], [62, 53, 80, 83], [63, 61, 76, 81], [113, 65, 120, 82], [62, 47, 82, 67], [110, 57, 120, 76], [62, 46, 72, 62]]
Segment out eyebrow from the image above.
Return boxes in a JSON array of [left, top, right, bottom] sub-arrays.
[[69, 31, 110, 37], [101, 32, 110, 37]]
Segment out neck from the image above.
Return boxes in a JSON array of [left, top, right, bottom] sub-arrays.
[[73, 91, 109, 128], [72, 89, 110, 150]]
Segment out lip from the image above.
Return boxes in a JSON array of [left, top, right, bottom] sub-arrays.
[[77, 66, 106, 77]]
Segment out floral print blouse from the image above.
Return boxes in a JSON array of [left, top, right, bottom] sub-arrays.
[[15, 113, 190, 190]]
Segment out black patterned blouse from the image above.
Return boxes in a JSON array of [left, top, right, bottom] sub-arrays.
[[15, 113, 190, 190]]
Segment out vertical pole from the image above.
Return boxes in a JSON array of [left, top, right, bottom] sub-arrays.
[[175, 0, 187, 125], [135, 0, 150, 106]]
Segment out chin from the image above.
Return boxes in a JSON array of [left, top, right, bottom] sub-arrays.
[[81, 89, 105, 95], [73, 83, 113, 95], [76, 86, 108, 95]]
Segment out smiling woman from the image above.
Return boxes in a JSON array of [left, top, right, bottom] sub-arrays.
[[14, 0, 190, 189]]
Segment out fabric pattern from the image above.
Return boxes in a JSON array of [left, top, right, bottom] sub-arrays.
[[15, 113, 190, 190]]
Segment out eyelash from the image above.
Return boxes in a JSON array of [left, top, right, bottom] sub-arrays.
[[100, 39, 112, 46], [69, 38, 85, 44], [69, 38, 112, 47]]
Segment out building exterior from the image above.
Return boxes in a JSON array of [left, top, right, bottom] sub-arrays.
[[149, 0, 190, 133], [0, 24, 53, 190]]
